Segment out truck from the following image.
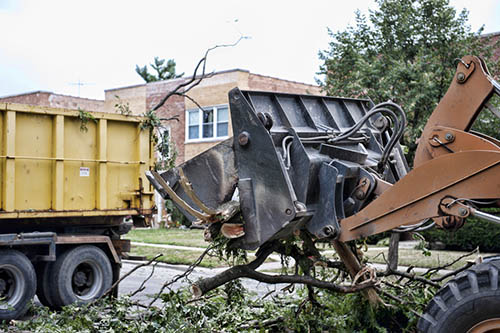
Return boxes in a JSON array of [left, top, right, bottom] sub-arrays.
[[147, 55, 500, 332], [0, 102, 154, 319]]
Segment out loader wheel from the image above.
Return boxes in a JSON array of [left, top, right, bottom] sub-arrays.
[[48, 245, 112, 307], [0, 250, 36, 320], [418, 257, 500, 333]]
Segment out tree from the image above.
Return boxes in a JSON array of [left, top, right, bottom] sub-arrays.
[[135, 57, 184, 82], [318, 0, 499, 162]]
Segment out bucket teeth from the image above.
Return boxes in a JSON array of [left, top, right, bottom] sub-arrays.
[[178, 169, 218, 216], [148, 170, 241, 231]]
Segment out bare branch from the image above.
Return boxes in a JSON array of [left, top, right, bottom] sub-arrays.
[[382, 268, 441, 288], [151, 35, 249, 112], [102, 253, 163, 299], [148, 244, 215, 307], [431, 262, 474, 282], [130, 259, 161, 297], [174, 93, 205, 111], [421, 247, 479, 277]]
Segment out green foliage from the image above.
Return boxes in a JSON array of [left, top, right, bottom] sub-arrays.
[[139, 109, 177, 171], [165, 199, 189, 227], [6, 281, 433, 332], [135, 57, 184, 83], [114, 95, 132, 116], [155, 130, 177, 171], [318, 0, 500, 163], [77, 108, 97, 133], [422, 213, 500, 252]]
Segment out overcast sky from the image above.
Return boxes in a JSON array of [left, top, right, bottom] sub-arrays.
[[1, 0, 499, 100]]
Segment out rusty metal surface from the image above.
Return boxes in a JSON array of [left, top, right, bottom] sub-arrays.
[[339, 150, 500, 241], [414, 56, 495, 167], [468, 318, 500, 333], [56, 235, 120, 263]]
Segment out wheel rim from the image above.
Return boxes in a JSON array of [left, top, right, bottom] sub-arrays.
[[0, 264, 25, 309], [71, 260, 103, 301], [469, 318, 500, 333]]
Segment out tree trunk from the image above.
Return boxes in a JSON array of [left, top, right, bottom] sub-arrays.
[[387, 232, 400, 271]]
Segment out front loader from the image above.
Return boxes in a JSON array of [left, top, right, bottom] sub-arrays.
[[147, 55, 500, 332]]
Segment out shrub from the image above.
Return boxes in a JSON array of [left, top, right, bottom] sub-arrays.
[[422, 214, 500, 253]]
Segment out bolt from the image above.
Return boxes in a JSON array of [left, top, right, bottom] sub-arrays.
[[285, 208, 292, 215], [458, 207, 468, 216], [238, 131, 250, 146], [373, 116, 387, 130], [457, 72, 466, 83], [322, 226, 336, 237], [445, 133, 454, 141], [354, 189, 366, 200]]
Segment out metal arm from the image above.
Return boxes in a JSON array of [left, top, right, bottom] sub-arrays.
[[338, 56, 500, 242]]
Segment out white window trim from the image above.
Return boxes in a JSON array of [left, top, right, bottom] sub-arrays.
[[185, 104, 229, 143]]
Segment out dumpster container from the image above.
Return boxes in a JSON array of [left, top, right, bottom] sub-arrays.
[[0, 102, 154, 319]]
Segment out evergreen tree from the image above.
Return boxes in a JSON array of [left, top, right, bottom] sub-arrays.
[[135, 57, 184, 82]]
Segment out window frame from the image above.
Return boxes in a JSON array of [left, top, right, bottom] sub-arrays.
[[185, 104, 229, 143]]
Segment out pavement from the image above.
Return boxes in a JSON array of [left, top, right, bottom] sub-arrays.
[[119, 239, 451, 305]]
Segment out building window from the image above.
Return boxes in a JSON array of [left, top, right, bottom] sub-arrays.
[[186, 105, 229, 142]]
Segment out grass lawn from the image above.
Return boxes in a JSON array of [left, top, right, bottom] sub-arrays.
[[128, 244, 226, 268], [363, 248, 491, 270], [128, 244, 278, 268], [124, 228, 208, 248]]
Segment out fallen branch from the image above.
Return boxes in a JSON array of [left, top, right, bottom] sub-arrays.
[[421, 247, 479, 277], [102, 253, 163, 298], [431, 261, 474, 282], [192, 264, 376, 298], [239, 317, 283, 330], [130, 259, 161, 297], [382, 268, 441, 288], [148, 244, 215, 307]]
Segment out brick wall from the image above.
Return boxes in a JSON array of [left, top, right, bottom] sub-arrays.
[[146, 78, 187, 164], [103, 85, 147, 116], [0, 91, 104, 112], [101, 69, 323, 164], [248, 73, 323, 95]]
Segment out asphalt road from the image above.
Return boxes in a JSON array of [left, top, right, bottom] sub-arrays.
[[118, 260, 289, 305]]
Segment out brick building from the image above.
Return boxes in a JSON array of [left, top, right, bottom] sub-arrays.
[[105, 69, 323, 165], [0, 91, 104, 112]]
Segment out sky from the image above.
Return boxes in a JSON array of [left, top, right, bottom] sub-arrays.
[[1, 0, 499, 100]]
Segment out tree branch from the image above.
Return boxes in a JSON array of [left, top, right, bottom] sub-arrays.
[[151, 35, 248, 112], [102, 253, 163, 299], [192, 264, 376, 297]]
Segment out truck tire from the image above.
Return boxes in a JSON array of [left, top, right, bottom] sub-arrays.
[[418, 257, 500, 333], [34, 262, 56, 308], [48, 245, 112, 307], [0, 249, 36, 320]]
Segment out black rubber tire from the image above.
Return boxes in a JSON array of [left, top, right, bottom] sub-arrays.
[[0, 249, 36, 320], [48, 245, 112, 307], [418, 256, 500, 333], [34, 262, 56, 308]]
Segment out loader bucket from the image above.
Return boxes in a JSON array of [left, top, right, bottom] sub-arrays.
[[146, 138, 238, 222], [147, 88, 407, 250]]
